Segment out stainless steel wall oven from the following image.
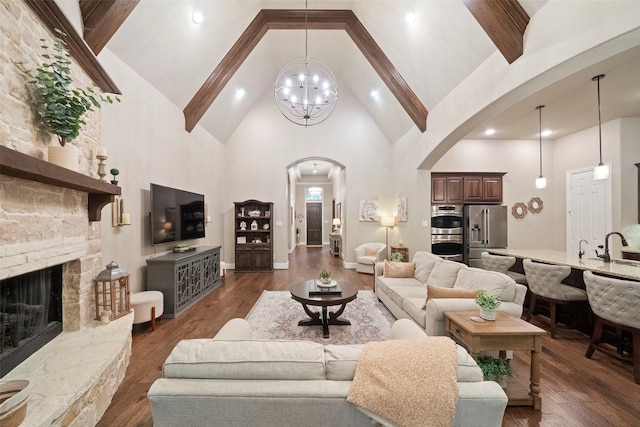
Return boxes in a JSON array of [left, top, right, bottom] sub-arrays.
[[431, 205, 463, 261]]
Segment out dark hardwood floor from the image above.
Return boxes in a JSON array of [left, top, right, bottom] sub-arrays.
[[98, 247, 639, 427]]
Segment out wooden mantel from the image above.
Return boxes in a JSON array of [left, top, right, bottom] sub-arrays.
[[0, 146, 120, 221]]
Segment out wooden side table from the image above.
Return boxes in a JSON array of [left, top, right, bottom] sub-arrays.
[[390, 246, 409, 261], [444, 310, 546, 410]]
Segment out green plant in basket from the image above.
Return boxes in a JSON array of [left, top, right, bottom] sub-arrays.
[[477, 355, 512, 384], [475, 290, 501, 310], [319, 267, 332, 280], [390, 252, 404, 262]]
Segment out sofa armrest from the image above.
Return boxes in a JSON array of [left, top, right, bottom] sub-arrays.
[[390, 319, 427, 339], [213, 318, 254, 340], [424, 298, 481, 336]]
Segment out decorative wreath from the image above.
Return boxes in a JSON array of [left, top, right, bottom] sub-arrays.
[[511, 202, 528, 219], [528, 197, 543, 214]]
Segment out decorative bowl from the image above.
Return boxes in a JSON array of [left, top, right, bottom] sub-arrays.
[[0, 379, 31, 427]]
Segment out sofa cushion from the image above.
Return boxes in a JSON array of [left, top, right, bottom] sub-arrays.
[[428, 260, 467, 288], [383, 260, 415, 278], [454, 268, 516, 302], [427, 284, 479, 300], [163, 339, 326, 380], [403, 298, 427, 327], [376, 276, 422, 294], [412, 251, 442, 283], [325, 344, 365, 381], [388, 285, 426, 307]]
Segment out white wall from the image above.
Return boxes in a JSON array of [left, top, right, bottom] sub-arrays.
[[98, 50, 225, 292], [223, 84, 394, 266]]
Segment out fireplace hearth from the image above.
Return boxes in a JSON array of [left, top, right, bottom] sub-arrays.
[[1, 265, 63, 377]]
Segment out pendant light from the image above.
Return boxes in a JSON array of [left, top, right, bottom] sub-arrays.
[[535, 105, 547, 189], [592, 74, 609, 180]]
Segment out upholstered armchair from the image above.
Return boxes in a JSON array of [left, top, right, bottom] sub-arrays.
[[481, 252, 527, 285], [523, 259, 588, 338], [583, 271, 640, 384], [354, 243, 386, 274]]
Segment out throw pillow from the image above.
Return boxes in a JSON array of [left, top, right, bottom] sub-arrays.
[[364, 247, 378, 256], [422, 284, 479, 309], [383, 260, 416, 278]]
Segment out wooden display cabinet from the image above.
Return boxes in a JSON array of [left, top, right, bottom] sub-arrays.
[[234, 200, 274, 272]]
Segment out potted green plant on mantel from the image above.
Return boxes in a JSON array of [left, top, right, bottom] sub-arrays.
[[477, 355, 513, 388], [20, 29, 119, 171], [475, 290, 501, 321]]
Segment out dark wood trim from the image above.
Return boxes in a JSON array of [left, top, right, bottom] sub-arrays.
[[462, 0, 529, 64], [184, 9, 427, 133], [80, 0, 140, 55], [0, 146, 120, 221], [24, 0, 121, 94]]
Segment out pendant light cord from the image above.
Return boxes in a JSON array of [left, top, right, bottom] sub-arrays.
[[595, 75, 603, 165], [537, 105, 544, 177], [304, 0, 308, 63]]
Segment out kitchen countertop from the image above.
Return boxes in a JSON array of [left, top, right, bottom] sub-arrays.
[[488, 248, 640, 282]]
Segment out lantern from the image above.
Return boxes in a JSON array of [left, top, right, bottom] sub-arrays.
[[93, 261, 131, 321]]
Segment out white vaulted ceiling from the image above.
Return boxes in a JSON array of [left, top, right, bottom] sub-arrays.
[[104, 0, 640, 145]]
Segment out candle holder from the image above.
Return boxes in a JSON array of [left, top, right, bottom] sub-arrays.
[[97, 154, 108, 181]]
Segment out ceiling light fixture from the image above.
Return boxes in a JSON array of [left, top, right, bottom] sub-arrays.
[[405, 11, 417, 25], [313, 163, 317, 173], [192, 9, 203, 24], [274, 0, 338, 127], [484, 128, 496, 136], [592, 74, 609, 180], [235, 88, 246, 99], [370, 89, 380, 99], [535, 105, 547, 189]]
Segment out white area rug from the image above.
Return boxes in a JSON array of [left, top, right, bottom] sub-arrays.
[[245, 290, 397, 345]]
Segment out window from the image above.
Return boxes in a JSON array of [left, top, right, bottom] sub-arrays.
[[306, 187, 323, 201]]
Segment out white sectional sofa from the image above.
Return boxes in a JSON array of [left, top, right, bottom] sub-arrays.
[[374, 251, 527, 336], [148, 318, 508, 427]]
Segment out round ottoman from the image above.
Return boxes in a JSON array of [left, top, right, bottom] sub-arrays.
[[130, 291, 164, 331]]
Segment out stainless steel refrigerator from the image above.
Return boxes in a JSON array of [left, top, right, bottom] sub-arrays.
[[463, 205, 508, 268]]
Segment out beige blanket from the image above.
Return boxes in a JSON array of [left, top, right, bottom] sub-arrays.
[[347, 337, 459, 427]]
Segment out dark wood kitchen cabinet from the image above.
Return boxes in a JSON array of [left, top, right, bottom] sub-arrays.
[[432, 172, 505, 204]]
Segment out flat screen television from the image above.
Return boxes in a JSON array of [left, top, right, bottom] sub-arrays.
[[150, 183, 205, 245]]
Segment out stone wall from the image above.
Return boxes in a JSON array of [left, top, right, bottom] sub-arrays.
[[1, 2, 131, 425]]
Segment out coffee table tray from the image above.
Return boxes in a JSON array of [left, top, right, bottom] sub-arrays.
[[309, 280, 342, 295]]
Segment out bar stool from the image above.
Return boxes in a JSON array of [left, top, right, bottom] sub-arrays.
[[481, 252, 528, 285], [583, 271, 640, 384], [523, 259, 588, 338]]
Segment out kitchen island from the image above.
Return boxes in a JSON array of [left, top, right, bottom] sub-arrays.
[[488, 248, 640, 282]]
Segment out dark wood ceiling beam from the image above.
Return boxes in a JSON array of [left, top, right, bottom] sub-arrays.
[[463, 0, 529, 63], [23, 0, 120, 94], [184, 9, 427, 133], [79, 0, 140, 55]]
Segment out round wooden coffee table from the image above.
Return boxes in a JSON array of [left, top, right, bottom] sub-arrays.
[[290, 280, 358, 338]]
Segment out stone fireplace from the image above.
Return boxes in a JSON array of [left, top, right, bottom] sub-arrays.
[[0, 2, 132, 425]]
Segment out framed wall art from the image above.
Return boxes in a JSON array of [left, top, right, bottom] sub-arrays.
[[397, 196, 408, 222], [359, 199, 379, 222]]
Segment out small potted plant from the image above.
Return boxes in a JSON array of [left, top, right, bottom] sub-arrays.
[[390, 252, 404, 262], [110, 168, 120, 185], [319, 267, 332, 284], [475, 290, 501, 321], [477, 355, 513, 387], [18, 29, 119, 170]]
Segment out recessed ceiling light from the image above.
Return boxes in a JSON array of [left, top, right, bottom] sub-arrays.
[[192, 9, 204, 24], [370, 90, 380, 99], [235, 88, 246, 99], [405, 11, 416, 25], [541, 130, 552, 137], [484, 128, 496, 136]]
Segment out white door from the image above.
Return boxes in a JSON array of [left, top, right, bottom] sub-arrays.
[[566, 168, 610, 259]]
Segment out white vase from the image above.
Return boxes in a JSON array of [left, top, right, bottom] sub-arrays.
[[479, 308, 496, 321], [48, 145, 78, 171]]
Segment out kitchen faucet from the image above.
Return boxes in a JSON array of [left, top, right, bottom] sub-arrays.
[[578, 239, 588, 259], [596, 232, 629, 262]]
